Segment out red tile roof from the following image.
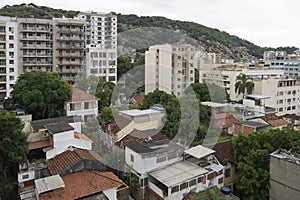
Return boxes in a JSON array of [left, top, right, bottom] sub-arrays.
[[47, 149, 104, 175], [39, 171, 124, 200], [74, 132, 93, 142], [261, 114, 289, 127], [204, 140, 236, 166], [67, 86, 100, 102]]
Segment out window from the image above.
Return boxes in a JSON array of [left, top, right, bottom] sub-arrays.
[[197, 176, 203, 183], [84, 102, 89, 109], [22, 174, 29, 179], [171, 185, 179, 194], [9, 60, 14, 64], [156, 156, 166, 163], [9, 43, 14, 48], [130, 154, 134, 162], [9, 35, 14, 40], [9, 76, 14, 81], [180, 182, 188, 190], [9, 68, 14, 73], [218, 178, 223, 184], [189, 179, 196, 187], [225, 168, 231, 178]]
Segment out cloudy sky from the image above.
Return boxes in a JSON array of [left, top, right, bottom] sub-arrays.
[[1, 0, 299, 48]]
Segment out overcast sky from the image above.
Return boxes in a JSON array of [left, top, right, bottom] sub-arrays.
[[1, 0, 299, 48]]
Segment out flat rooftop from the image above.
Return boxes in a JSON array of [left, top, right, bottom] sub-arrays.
[[126, 139, 184, 155], [201, 102, 227, 108], [119, 109, 161, 117], [246, 94, 270, 100], [184, 145, 215, 159], [271, 149, 300, 165], [35, 174, 65, 195], [149, 161, 208, 187]]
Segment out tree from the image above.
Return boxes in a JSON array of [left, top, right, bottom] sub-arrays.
[[0, 111, 28, 199], [141, 90, 180, 138], [232, 127, 300, 200], [235, 73, 254, 98], [11, 72, 71, 120], [76, 76, 115, 109]]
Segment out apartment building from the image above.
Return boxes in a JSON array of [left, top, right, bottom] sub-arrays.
[[52, 18, 86, 84], [18, 18, 53, 74], [200, 68, 284, 100], [264, 50, 300, 76], [0, 17, 18, 99], [253, 78, 300, 116], [78, 12, 117, 83], [145, 44, 196, 97]]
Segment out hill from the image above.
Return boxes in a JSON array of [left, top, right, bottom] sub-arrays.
[[0, 3, 298, 61]]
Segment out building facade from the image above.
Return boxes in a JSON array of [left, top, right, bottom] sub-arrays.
[[270, 149, 300, 200], [78, 12, 117, 83], [145, 44, 196, 97], [0, 16, 19, 99], [253, 78, 300, 116], [200, 68, 284, 100]]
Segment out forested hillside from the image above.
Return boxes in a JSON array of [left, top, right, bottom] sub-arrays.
[[0, 3, 298, 60]]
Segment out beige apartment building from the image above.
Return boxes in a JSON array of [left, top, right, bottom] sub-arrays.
[[253, 78, 300, 116], [145, 44, 195, 97], [200, 68, 284, 100]]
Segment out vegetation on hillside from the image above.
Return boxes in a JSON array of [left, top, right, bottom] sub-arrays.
[[0, 3, 298, 60]]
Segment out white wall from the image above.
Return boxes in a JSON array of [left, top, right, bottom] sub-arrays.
[[18, 170, 35, 183], [103, 187, 118, 200]]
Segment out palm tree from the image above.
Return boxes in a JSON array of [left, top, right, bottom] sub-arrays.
[[235, 73, 254, 98]]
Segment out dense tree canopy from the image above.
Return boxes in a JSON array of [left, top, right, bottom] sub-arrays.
[[0, 111, 28, 198], [11, 72, 71, 120], [232, 127, 300, 200], [141, 90, 180, 138]]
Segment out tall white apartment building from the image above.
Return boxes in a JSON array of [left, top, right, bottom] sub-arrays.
[[77, 12, 117, 83], [253, 78, 300, 116], [0, 17, 18, 99], [145, 44, 196, 97], [200, 68, 284, 100]]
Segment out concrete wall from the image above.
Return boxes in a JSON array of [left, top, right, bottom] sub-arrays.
[[270, 156, 300, 200]]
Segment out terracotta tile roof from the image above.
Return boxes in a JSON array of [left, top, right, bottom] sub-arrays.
[[67, 86, 100, 102], [47, 149, 104, 175], [204, 140, 236, 166], [39, 171, 124, 200], [74, 132, 93, 142], [29, 139, 51, 150], [261, 114, 289, 127], [267, 119, 289, 127]]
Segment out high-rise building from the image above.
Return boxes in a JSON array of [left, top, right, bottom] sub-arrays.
[[77, 12, 117, 83], [0, 16, 18, 100], [17, 18, 54, 74], [52, 18, 86, 84], [145, 44, 196, 97]]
